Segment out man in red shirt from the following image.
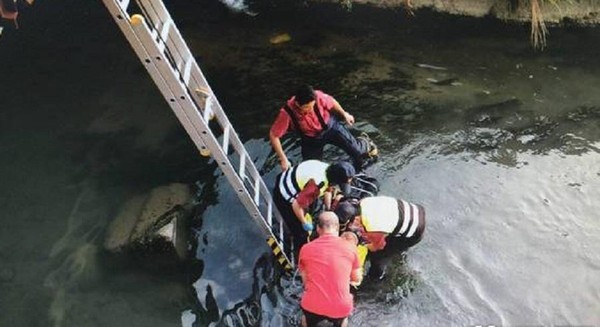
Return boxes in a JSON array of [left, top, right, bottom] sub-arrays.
[[298, 211, 362, 327], [270, 85, 377, 171]]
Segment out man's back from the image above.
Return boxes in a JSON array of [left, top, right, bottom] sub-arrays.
[[299, 234, 359, 319]]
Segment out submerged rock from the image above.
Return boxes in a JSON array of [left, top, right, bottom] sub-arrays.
[[104, 183, 193, 259]]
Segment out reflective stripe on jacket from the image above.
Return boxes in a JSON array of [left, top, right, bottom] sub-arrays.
[[360, 196, 425, 239], [278, 160, 329, 203]]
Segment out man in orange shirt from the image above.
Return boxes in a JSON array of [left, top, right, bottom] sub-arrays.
[[298, 211, 363, 327]]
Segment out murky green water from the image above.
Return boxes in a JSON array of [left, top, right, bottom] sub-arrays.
[[1, 0, 599, 326]]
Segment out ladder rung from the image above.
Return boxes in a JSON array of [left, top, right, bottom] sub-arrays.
[[253, 178, 260, 206], [279, 220, 284, 246], [118, 0, 130, 11], [203, 98, 213, 122], [239, 154, 246, 179], [222, 124, 230, 155], [160, 18, 172, 42], [181, 56, 193, 85], [267, 200, 273, 226]]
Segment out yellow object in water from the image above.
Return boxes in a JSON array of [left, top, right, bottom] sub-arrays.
[[357, 244, 368, 268], [270, 33, 291, 45]]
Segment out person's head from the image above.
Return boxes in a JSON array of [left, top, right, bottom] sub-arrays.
[[341, 231, 359, 246], [317, 211, 340, 236], [326, 161, 356, 194], [334, 200, 359, 230], [294, 85, 316, 109]]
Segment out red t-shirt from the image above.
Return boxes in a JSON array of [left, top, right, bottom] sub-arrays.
[[299, 234, 360, 318], [270, 90, 336, 138]]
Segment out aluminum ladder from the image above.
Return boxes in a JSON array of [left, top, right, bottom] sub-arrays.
[[102, 0, 294, 272]]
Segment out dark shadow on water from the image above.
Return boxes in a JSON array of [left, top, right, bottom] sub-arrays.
[[356, 252, 421, 305]]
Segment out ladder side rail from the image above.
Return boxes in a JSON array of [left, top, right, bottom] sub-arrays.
[[233, 147, 289, 234], [236, 152, 289, 236], [134, 0, 266, 185], [104, 0, 209, 156], [198, 95, 290, 237], [137, 0, 194, 80], [127, 13, 293, 265], [138, 0, 289, 234], [183, 83, 284, 232], [106, 0, 294, 269], [134, 0, 255, 160]]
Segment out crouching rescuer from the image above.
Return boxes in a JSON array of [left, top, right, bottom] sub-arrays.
[[272, 160, 357, 254], [334, 195, 426, 280], [269, 84, 378, 171]]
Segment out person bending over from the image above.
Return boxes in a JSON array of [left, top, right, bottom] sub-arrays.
[[270, 84, 377, 171], [334, 195, 426, 280]]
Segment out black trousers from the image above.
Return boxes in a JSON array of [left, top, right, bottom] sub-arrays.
[[301, 118, 368, 170], [368, 219, 426, 278]]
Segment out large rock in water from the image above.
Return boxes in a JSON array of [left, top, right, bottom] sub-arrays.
[[104, 183, 192, 259]]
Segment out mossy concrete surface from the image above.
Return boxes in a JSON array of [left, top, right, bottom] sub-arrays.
[[319, 0, 600, 24]]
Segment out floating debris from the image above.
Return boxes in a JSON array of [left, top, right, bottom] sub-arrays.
[[270, 33, 291, 45], [416, 63, 447, 71], [426, 77, 458, 86]]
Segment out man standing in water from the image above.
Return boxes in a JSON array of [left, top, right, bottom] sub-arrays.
[[269, 85, 377, 171], [298, 211, 362, 327]]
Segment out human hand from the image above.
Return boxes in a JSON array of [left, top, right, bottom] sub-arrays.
[[280, 157, 290, 171], [302, 222, 314, 232], [344, 112, 355, 125]]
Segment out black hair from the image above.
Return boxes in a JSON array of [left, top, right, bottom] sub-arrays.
[[294, 84, 315, 105], [334, 201, 359, 227], [326, 161, 356, 186]]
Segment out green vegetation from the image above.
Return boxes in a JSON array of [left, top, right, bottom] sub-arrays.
[[522, 0, 573, 49], [339, 0, 575, 50]]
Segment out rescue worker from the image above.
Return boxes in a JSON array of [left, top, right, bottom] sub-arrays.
[[273, 160, 356, 252], [269, 84, 377, 172], [334, 195, 426, 280]]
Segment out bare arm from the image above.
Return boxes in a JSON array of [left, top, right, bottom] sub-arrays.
[[291, 199, 308, 224], [323, 189, 333, 210], [330, 99, 354, 125], [350, 267, 363, 286], [269, 130, 290, 171], [299, 269, 307, 284]]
